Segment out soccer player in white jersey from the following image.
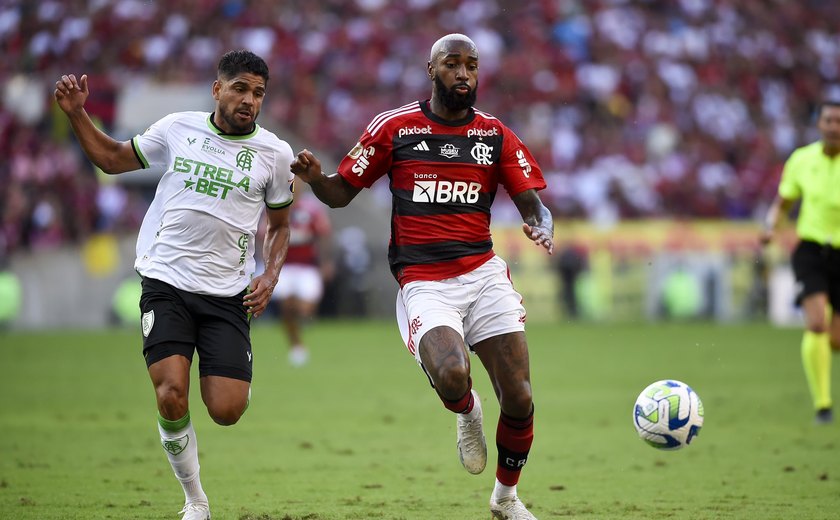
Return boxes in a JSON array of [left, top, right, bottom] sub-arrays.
[[55, 50, 294, 520], [291, 34, 553, 519]]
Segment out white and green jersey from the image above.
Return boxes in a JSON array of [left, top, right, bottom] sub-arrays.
[[131, 111, 294, 297]]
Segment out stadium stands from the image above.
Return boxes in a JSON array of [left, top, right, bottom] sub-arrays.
[[2, 0, 840, 261]]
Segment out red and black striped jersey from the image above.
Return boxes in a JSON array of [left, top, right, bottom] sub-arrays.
[[285, 194, 331, 266], [337, 100, 546, 285]]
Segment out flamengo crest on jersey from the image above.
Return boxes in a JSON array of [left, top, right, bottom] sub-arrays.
[[336, 101, 546, 285], [132, 111, 295, 297]]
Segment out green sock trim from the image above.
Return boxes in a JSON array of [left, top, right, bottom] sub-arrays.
[[158, 411, 190, 432]]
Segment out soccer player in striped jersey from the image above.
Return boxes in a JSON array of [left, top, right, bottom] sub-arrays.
[[55, 50, 295, 520], [761, 100, 840, 425], [269, 190, 334, 367], [292, 34, 553, 520]]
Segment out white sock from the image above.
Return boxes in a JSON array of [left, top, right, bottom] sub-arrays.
[[493, 479, 517, 500], [461, 390, 480, 419], [158, 418, 208, 505]]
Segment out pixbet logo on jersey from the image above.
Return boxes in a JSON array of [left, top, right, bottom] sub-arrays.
[[412, 180, 481, 204], [398, 125, 432, 139], [467, 127, 499, 138]]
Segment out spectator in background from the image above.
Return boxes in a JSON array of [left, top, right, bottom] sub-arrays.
[[270, 189, 334, 367], [556, 241, 589, 320], [324, 225, 373, 317], [760, 100, 840, 425], [4, 1, 840, 255]]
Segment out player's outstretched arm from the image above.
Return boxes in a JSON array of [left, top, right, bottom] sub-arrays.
[[513, 189, 554, 255], [291, 149, 361, 208], [54, 74, 141, 174]]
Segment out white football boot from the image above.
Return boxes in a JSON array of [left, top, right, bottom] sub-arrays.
[[179, 501, 210, 520], [288, 345, 310, 367], [456, 389, 487, 474], [490, 495, 537, 520]]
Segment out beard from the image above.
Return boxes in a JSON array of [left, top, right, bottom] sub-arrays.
[[217, 104, 258, 134], [434, 76, 478, 111]]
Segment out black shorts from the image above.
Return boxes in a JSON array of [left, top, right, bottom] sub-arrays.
[[139, 277, 253, 381], [791, 240, 840, 310]]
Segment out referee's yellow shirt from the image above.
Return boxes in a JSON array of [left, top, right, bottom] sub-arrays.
[[778, 141, 840, 247]]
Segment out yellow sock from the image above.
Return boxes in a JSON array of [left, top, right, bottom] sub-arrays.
[[801, 331, 832, 410]]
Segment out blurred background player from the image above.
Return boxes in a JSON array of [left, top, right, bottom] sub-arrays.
[[271, 189, 334, 367], [761, 100, 840, 425], [291, 33, 554, 520]]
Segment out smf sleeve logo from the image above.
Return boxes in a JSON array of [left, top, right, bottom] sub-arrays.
[[515, 149, 532, 178], [347, 142, 364, 159], [236, 146, 257, 171], [141, 310, 155, 337], [351, 145, 376, 176]]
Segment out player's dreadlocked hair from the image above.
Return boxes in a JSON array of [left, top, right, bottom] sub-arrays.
[[218, 50, 269, 83]]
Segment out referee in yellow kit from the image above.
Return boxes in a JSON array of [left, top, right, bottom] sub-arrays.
[[761, 100, 840, 424]]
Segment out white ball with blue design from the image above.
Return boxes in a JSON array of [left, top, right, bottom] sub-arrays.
[[633, 379, 704, 450]]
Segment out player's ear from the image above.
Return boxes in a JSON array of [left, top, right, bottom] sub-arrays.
[[211, 79, 221, 100], [427, 61, 434, 80]]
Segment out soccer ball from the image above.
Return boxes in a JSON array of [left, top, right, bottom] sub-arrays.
[[633, 379, 704, 450]]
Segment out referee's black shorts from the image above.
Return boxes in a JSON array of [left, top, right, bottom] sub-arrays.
[[791, 240, 840, 310], [139, 277, 253, 381]]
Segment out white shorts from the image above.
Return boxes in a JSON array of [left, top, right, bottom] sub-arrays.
[[395, 255, 526, 363], [272, 264, 323, 303]]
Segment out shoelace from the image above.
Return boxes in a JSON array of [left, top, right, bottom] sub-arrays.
[[179, 503, 209, 515], [459, 416, 484, 450], [495, 497, 533, 518]]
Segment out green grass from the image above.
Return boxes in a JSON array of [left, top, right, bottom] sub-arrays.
[[1, 320, 839, 519]]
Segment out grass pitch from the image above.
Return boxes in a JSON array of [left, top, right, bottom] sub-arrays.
[[1, 320, 839, 519]]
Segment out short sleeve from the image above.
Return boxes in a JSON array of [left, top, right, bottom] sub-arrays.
[[336, 126, 393, 189], [131, 113, 179, 169], [778, 149, 802, 201], [266, 139, 295, 208], [498, 126, 546, 197]]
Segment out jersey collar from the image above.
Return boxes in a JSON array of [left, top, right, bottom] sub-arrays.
[[206, 112, 260, 140], [419, 100, 476, 126]]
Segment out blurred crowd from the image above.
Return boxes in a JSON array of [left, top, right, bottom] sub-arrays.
[[2, 0, 840, 261]]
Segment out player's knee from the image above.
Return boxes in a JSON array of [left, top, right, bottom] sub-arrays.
[[435, 363, 470, 397], [155, 383, 189, 418], [502, 383, 533, 418], [208, 404, 244, 426]]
